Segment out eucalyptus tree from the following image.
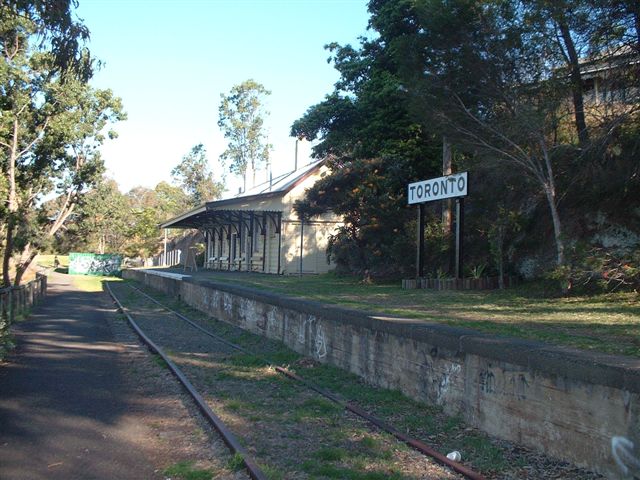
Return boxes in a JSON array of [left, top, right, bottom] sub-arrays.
[[395, 0, 573, 266], [72, 178, 129, 255], [218, 79, 271, 192], [289, 10, 442, 276], [293, 0, 639, 278], [171, 144, 224, 206], [393, 0, 640, 267], [0, 0, 92, 76], [521, 0, 640, 146], [0, 1, 124, 286]]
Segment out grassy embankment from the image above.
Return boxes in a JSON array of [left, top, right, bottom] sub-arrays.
[[179, 270, 640, 358], [36, 254, 69, 271]]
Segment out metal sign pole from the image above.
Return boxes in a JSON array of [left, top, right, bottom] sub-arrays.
[[455, 198, 465, 279], [417, 204, 425, 278]]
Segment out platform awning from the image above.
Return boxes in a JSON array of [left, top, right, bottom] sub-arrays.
[[160, 159, 324, 230], [161, 206, 282, 232]]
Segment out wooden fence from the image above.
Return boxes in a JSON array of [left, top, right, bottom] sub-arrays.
[[147, 249, 182, 267], [402, 276, 519, 290], [0, 273, 48, 333]]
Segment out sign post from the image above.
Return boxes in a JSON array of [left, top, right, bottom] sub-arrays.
[[455, 198, 464, 279], [408, 172, 468, 280], [417, 204, 425, 278]]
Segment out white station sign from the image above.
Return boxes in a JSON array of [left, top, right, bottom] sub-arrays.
[[407, 171, 468, 205]]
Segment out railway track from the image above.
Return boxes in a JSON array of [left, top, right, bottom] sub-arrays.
[[106, 280, 486, 480]]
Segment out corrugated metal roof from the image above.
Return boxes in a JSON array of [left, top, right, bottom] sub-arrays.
[[160, 159, 324, 229], [228, 159, 323, 199]]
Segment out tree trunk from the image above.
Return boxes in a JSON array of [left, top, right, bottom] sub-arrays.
[[2, 120, 20, 287], [557, 20, 589, 145], [539, 139, 565, 266], [442, 136, 453, 234], [2, 220, 15, 288], [544, 183, 564, 266], [13, 246, 37, 287], [442, 136, 455, 274], [48, 198, 75, 237], [496, 228, 505, 290]]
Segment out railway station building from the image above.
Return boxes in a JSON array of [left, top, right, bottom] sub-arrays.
[[160, 160, 341, 275]]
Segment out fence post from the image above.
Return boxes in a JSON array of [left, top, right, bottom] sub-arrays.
[[9, 288, 15, 323], [0, 290, 6, 327], [19, 287, 24, 316]]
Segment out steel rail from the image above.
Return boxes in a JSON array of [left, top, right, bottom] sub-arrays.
[[105, 282, 268, 480], [126, 283, 487, 480]]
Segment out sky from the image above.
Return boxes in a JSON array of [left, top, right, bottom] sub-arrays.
[[75, 0, 371, 194]]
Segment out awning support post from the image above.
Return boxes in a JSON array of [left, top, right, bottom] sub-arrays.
[[163, 229, 168, 267], [276, 212, 282, 274], [262, 212, 267, 272]]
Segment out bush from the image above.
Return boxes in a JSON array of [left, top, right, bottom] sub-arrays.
[[561, 247, 640, 294]]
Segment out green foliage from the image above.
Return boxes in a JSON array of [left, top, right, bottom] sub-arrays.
[[67, 178, 129, 254], [171, 144, 224, 206], [218, 79, 271, 191], [292, 91, 440, 277], [226, 453, 245, 472], [154, 181, 191, 220], [0, 3, 125, 285], [0, 1, 91, 77], [0, 323, 16, 362], [291, 0, 640, 282], [300, 156, 425, 277], [55, 175, 196, 260], [468, 264, 487, 280], [163, 461, 213, 480], [562, 246, 640, 294]]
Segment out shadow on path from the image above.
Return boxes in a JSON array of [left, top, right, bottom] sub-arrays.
[[0, 273, 160, 480]]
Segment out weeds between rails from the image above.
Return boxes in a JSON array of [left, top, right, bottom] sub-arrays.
[[112, 281, 484, 480], [106, 281, 267, 480], [107, 281, 470, 479]]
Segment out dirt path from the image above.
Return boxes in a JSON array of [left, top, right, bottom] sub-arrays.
[[0, 273, 246, 480]]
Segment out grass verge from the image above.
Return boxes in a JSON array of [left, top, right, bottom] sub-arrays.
[[71, 274, 121, 292]]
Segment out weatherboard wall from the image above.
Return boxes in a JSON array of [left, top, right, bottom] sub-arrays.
[[202, 165, 341, 274], [124, 268, 636, 479]]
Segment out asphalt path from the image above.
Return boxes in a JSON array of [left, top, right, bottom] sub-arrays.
[[0, 273, 160, 480]]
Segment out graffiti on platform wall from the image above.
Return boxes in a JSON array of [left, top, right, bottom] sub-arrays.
[[478, 367, 529, 401], [315, 324, 327, 359], [612, 436, 640, 478], [298, 315, 327, 359], [69, 253, 122, 276], [436, 363, 462, 404]]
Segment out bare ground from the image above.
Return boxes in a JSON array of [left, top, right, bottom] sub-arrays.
[[104, 295, 249, 480]]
